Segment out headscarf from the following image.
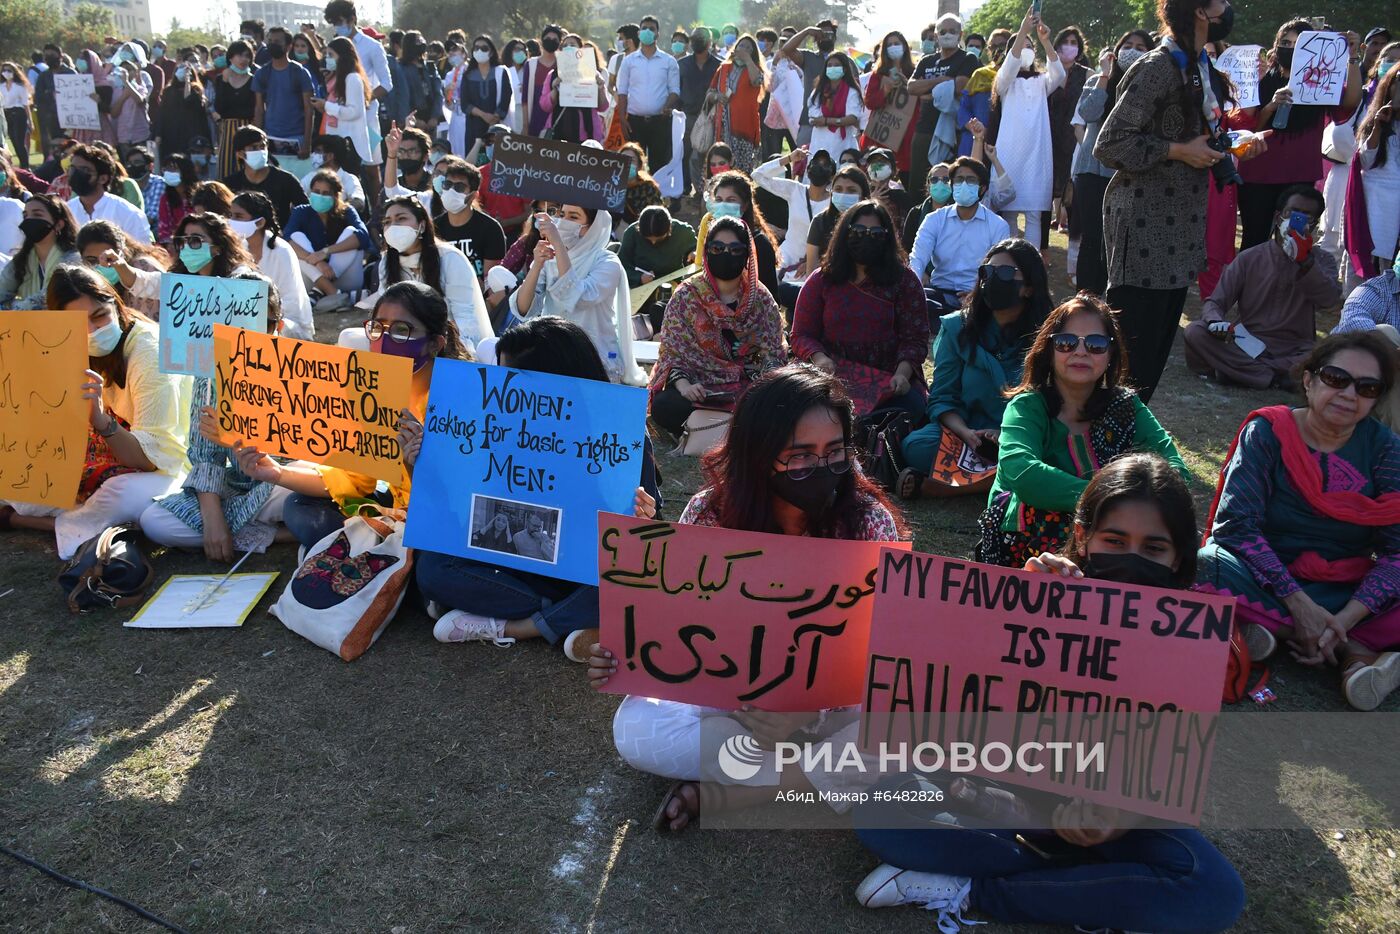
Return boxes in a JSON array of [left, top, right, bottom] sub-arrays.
[[81, 50, 112, 88], [545, 210, 645, 385]]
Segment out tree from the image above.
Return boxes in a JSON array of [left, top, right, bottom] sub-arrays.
[[968, 0, 1153, 50], [740, 0, 872, 40], [397, 0, 589, 41], [0, 0, 59, 64], [55, 2, 118, 56], [161, 18, 229, 52]]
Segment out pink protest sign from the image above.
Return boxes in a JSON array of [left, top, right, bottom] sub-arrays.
[[863, 550, 1234, 824], [598, 513, 908, 711]]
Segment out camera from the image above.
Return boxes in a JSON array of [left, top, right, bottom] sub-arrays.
[[1207, 131, 1242, 191]]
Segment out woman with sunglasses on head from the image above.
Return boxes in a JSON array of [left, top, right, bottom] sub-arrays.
[[0, 194, 80, 309], [511, 202, 645, 384], [75, 219, 170, 320], [285, 168, 370, 313], [792, 199, 930, 419], [898, 239, 1051, 500], [233, 281, 469, 548], [0, 265, 190, 559], [649, 217, 788, 437], [588, 364, 908, 832], [976, 294, 1188, 568], [1199, 331, 1400, 711], [228, 191, 314, 339]]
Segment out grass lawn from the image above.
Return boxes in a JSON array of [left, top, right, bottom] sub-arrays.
[[2, 230, 1398, 933]]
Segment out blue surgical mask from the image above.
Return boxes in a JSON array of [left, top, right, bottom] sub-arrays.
[[335, 24, 352, 37], [174, 66, 187, 80], [639, 29, 656, 47], [922, 39, 937, 55], [512, 50, 526, 65], [230, 63, 249, 75], [88, 318, 123, 356], [181, 243, 213, 272], [485, 144, 494, 159], [825, 65, 843, 80], [672, 41, 686, 55], [309, 192, 334, 212], [162, 170, 181, 186], [76, 59, 89, 73], [723, 33, 737, 47], [213, 55, 227, 69], [830, 191, 860, 212], [1380, 61, 1396, 78], [243, 149, 268, 170], [325, 55, 338, 69], [952, 181, 980, 207], [708, 200, 742, 219], [929, 180, 952, 205], [886, 44, 904, 60], [758, 40, 769, 53]]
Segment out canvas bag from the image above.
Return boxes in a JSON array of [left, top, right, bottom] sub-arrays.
[[270, 510, 414, 661]]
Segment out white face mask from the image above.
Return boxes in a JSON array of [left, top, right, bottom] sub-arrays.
[[309, 152, 325, 168], [554, 217, 584, 249], [938, 33, 960, 50], [440, 187, 469, 213], [227, 217, 261, 239], [472, 49, 490, 63], [88, 318, 123, 356], [384, 224, 420, 252], [1020, 48, 1036, 70]]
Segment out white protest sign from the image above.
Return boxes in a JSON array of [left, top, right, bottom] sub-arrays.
[[1287, 31, 1350, 107], [55, 74, 101, 131], [557, 47, 598, 109], [1217, 45, 1261, 108]]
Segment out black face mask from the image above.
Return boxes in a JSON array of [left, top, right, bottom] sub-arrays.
[[692, 37, 709, 53], [68, 168, 98, 197], [1084, 552, 1177, 589], [45, 54, 59, 67], [981, 276, 1023, 311], [1274, 46, 1293, 70], [846, 230, 888, 265], [707, 251, 748, 281], [1206, 4, 1234, 43], [269, 42, 287, 60], [125, 162, 148, 179], [19, 217, 54, 243], [817, 38, 835, 54], [806, 164, 834, 187], [770, 465, 842, 519], [541, 37, 560, 53], [399, 158, 424, 176]]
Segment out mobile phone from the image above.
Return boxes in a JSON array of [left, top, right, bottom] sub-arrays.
[[702, 390, 736, 406], [976, 436, 1000, 464], [1032, 0, 1044, 16], [1287, 210, 1310, 235]]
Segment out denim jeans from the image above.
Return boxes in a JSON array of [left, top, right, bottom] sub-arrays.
[[415, 551, 598, 644], [855, 783, 1245, 933], [282, 493, 350, 547]]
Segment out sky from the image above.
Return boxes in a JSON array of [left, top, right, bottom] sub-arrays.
[[855, 0, 989, 47]]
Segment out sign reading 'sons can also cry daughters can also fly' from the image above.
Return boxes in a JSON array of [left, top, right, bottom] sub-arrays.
[[486, 133, 631, 211]]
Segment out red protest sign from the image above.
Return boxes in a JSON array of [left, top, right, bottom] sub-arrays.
[[863, 550, 1235, 824], [598, 513, 908, 711]]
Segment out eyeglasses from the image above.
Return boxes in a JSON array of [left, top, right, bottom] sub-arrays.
[[1051, 333, 1113, 355], [1315, 364, 1385, 399], [364, 319, 422, 343], [705, 242, 749, 258], [776, 446, 855, 480], [978, 264, 1023, 283], [536, 206, 562, 217], [848, 225, 888, 240], [172, 235, 208, 249], [439, 180, 470, 194]]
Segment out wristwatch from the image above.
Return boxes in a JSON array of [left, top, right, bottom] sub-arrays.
[[98, 413, 120, 438]]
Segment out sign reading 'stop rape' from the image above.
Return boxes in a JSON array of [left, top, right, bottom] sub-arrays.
[[486, 133, 630, 211], [212, 324, 413, 483]]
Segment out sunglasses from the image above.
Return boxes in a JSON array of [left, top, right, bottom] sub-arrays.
[[848, 225, 888, 240], [1315, 364, 1385, 399], [979, 264, 1022, 283], [439, 180, 471, 194], [706, 242, 749, 258], [1051, 333, 1113, 355], [172, 235, 208, 249]]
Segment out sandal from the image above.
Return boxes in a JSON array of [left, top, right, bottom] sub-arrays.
[[651, 780, 700, 833], [895, 467, 924, 501]]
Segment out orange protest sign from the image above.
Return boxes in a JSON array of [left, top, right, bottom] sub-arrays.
[[0, 311, 89, 509], [212, 324, 413, 483]]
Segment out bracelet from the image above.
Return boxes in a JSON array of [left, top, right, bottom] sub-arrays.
[[97, 413, 120, 438]]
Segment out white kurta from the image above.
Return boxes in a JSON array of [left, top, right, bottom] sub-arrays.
[[806, 87, 865, 166], [1361, 133, 1400, 263], [993, 52, 1065, 213]]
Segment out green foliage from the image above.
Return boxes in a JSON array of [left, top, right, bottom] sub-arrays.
[[0, 0, 61, 64], [968, 0, 1155, 50], [56, 2, 118, 55], [161, 19, 229, 52], [397, 0, 590, 41]]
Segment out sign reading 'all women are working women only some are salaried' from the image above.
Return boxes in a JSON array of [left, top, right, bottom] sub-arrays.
[[405, 360, 648, 584]]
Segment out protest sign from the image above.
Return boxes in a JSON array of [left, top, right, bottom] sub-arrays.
[[598, 514, 909, 710], [126, 572, 280, 628], [1216, 45, 1261, 108], [486, 133, 630, 211], [0, 311, 89, 509], [863, 80, 918, 150], [212, 324, 413, 483], [159, 273, 268, 378], [556, 47, 598, 109], [863, 550, 1234, 823], [928, 433, 997, 492], [405, 360, 649, 584], [55, 74, 100, 131], [1288, 31, 1350, 106]]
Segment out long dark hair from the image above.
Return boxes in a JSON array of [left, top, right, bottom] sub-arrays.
[[171, 213, 253, 277], [1007, 293, 1131, 420], [1106, 30, 1154, 106], [810, 51, 859, 107], [232, 190, 283, 248], [875, 32, 914, 78], [1359, 63, 1400, 170], [494, 315, 610, 382], [307, 168, 351, 243], [822, 200, 907, 287], [383, 195, 444, 294], [1052, 26, 1091, 68], [1062, 452, 1199, 587], [708, 170, 776, 254], [162, 152, 198, 209], [960, 238, 1052, 353], [1259, 19, 1325, 135], [15, 195, 78, 273], [1157, 0, 1228, 115], [373, 281, 469, 361], [699, 364, 908, 539], [471, 34, 501, 68], [327, 35, 371, 105], [47, 263, 150, 388]]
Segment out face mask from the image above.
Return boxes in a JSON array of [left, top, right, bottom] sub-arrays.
[[175, 66, 188, 80], [830, 191, 860, 212], [513, 50, 527, 65], [1274, 46, 1293, 70], [325, 55, 338, 69], [939, 33, 960, 50], [709, 162, 731, 176], [952, 180, 980, 207], [429, 151, 445, 167], [708, 200, 742, 219], [472, 49, 490, 63], [158, 169, 180, 186], [769, 464, 842, 519], [305, 191, 334, 214], [1058, 44, 1079, 63], [1084, 552, 1176, 589], [213, 55, 228, 69], [929, 180, 952, 205], [628, 164, 638, 179], [485, 144, 494, 159], [373, 333, 434, 370], [229, 63, 248, 76], [94, 263, 121, 286], [88, 318, 123, 356], [153, 46, 165, 57], [294, 51, 310, 63], [440, 187, 469, 213], [639, 29, 656, 47], [19, 217, 54, 243], [68, 168, 98, 197], [692, 37, 708, 53], [334, 24, 352, 37], [886, 44, 904, 60], [310, 152, 325, 168], [672, 41, 687, 55], [192, 154, 209, 168], [1206, 4, 1234, 44], [541, 37, 560, 54], [227, 217, 260, 238], [554, 217, 584, 249], [922, 39, 937, 55], [846, 229, 888, 264], [723, 33, 737, 47], [399, 158, 424, 176], [1020, 48, 1035, 70], [269, 43, 287, 59], [806, 164, 834, 187], [707, 250, 747, 280], [1378, 61, 1395, 78], [980, 275, 1023, 311], [825, 65, 844, 80], [243, 149, 269, 171], [2, 71, 13, 80], [968, 46, 984, 59], [126, 163, 148, 180], [385, 224, 421, 252], [181, 243, 213, 272], [818, 37, 835, 53], [869, 163, 892, 181], [758, 41, 769, 54], [1117, 48, 1146, 70], [76, 59, 90, 73]]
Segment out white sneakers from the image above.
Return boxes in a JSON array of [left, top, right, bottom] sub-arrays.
[[1241, 622, 1277, 661], [1344, 651, 1400, 711], [856, 864, 978, 933], [432, 610, 515, 647]]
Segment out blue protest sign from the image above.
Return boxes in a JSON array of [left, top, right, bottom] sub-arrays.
[[159, 273, 268, 378], [405, 359, 649, 584]]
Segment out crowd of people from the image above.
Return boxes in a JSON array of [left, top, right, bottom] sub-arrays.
[[2, 1, 1400, 931]]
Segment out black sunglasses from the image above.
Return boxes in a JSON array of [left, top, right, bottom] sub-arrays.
[[979, 264, 1022, 283], [706, 242, 749, 258], [1051, 333, 1113, 355], [1315, 364, 1385, 399], [847, 225, 888, 240], [439, 180, 470, 194]]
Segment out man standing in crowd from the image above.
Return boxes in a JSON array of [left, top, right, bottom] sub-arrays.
[[777, 18, 839, 147], [32, 44, 71, 158], [616, 24, 681, 177], [324, 0, 391, 214], [908, 16, 980, 200], [677, 27, 719, 200], [253, 27, 315, 160]]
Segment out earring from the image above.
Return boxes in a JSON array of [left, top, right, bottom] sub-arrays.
[[1100, 371, 1109, 389]]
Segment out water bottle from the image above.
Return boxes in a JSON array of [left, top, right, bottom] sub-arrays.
[[1272, 101, 1292, 130]]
